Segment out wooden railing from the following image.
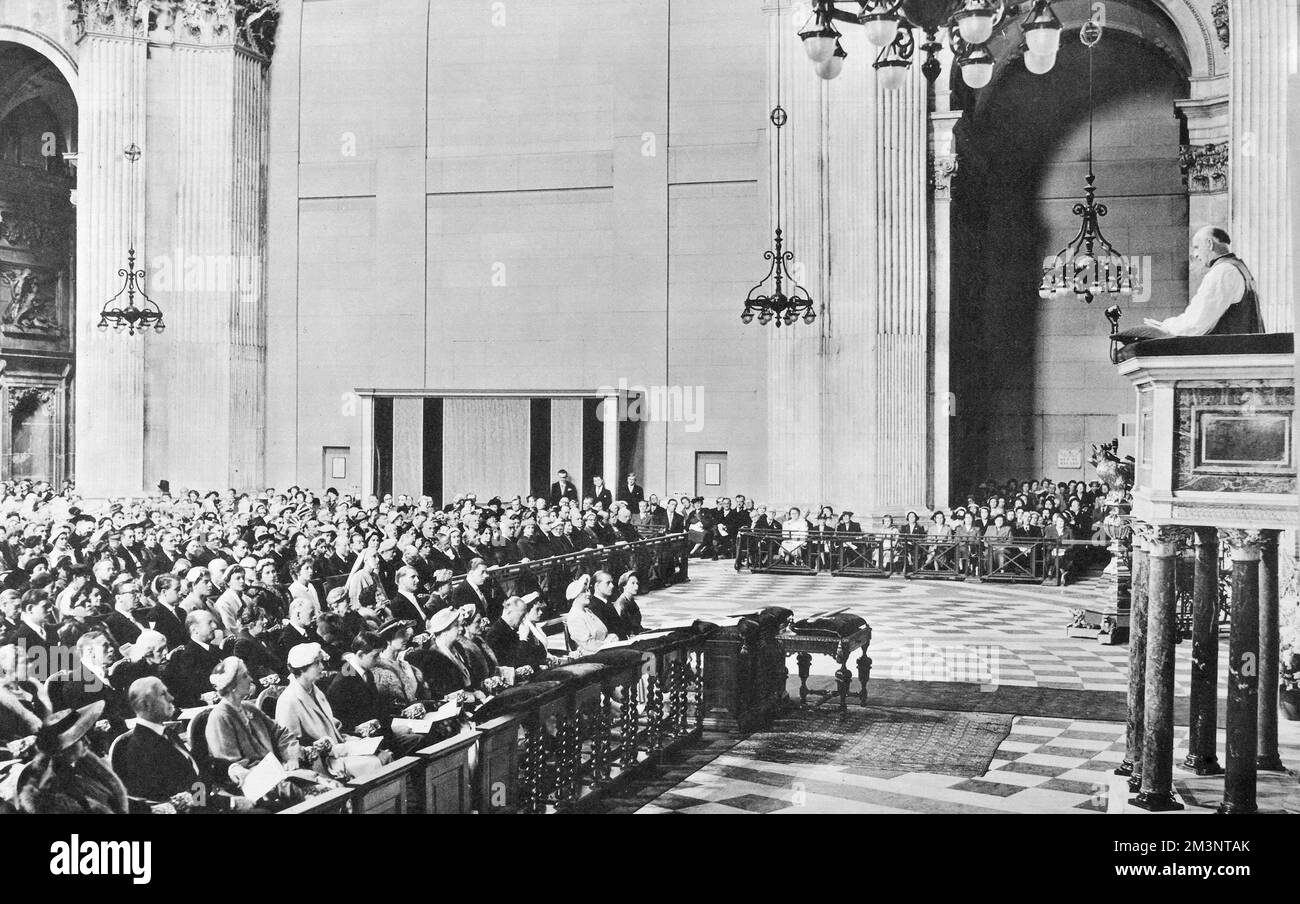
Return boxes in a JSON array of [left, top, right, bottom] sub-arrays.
[[735, 529, 1095, 585], [450, 532, 691, 609], [280, 628, 711, 814]]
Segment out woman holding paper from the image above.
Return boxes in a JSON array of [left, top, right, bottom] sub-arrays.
[[274, 642, 389, 781], [205, 656, 334, 808]]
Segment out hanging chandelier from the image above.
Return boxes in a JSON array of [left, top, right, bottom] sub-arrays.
[[798, 0, 1063, 88], [743, 103, 816, 328], [1038, 16, 1139, 306], [97, 18, 165, 337]]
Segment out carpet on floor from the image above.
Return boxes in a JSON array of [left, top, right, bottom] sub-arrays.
[[729, 704, 1013, 778], [805, 676, 1193, 724]]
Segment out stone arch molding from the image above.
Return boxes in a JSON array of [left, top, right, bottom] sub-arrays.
[[1153, 0, 1227, 80], [0, 27, 79, 105]]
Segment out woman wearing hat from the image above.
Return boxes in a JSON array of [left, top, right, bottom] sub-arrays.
[[370, 620, 428, 709], [205, 656, 332, 809], [274, 642, 388, 781], [565, 575, 611, 656], [14, 701, 131, 814]]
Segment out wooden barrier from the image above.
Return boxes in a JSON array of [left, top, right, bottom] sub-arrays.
[[737, 530, 1093, 585]]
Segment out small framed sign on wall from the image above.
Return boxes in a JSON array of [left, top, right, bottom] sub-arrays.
[[1057, 448, 1083, 469]]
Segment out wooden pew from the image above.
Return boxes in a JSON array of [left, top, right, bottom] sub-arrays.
[[277, 784, 354, 815], [415, 730, 478, 814], [349, 756, 424, 814]]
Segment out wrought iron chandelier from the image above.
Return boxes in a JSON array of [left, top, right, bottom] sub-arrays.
[[744, 15, 816, 330], [97, 17, 165, 337], [797, 0, 1063, 88], [1038, 16, 1138, 306]]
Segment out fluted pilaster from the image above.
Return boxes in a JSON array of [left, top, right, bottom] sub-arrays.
[[143, 20, 270, 491], [1230, 0, 1297, 333], [765, 3, 826, 510], [766, 10, 930, 517], [75, 8, 150, 498]]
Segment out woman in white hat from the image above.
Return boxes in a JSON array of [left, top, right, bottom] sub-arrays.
[[565, 574, 610, 656], [274, 642, 388, 781]]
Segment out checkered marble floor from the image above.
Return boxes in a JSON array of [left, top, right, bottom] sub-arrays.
[[643, 561, 1228, 697], [632, 717, 1300, 815], [623, 561, 1299, 815]]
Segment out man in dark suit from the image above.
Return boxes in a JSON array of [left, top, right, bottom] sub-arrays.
[[549, 469, 580, 506], [274, 598, 319, 664], [482, 595, 547, 668], [114, 677, 253, 811], [388, 566, 430, 625], [590, 476, 613, 511], [665, 499, 686, 533], [148, 575, 189, 650], [451, 558, 497, 618], [616, 473, 645, 508], [12, 594, 58, 654], [162, 610, 225, 708]]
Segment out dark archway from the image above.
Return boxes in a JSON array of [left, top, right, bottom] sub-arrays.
[[949, 28, 1189, 493], [0, 41, 77, 486]]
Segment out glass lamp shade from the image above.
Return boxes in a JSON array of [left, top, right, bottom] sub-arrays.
[[876, 60, 910, 91], [802, 309, 816, 324], [955, 8, 997, 46], [816, 49, 846, 80], [960, 48, 994, 89], [800, 28, 839, 63], [860, 12, 901, 47], [1024, 20, 1062, 55], [741, 309, 755, 324], [1024, 49, 1056, 75]]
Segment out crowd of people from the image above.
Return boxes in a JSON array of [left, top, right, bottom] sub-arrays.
[[0, 468, 1120, 813], [0, 469, 699, 814]]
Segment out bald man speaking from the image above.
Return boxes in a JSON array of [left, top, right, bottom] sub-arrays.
[[1143, 226, 1265, 337]]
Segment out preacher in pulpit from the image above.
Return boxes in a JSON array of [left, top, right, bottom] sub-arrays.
[[1138, 226, 1265, 338]]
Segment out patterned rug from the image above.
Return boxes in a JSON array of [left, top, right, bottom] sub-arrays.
[[727, 705, 1014, 777]]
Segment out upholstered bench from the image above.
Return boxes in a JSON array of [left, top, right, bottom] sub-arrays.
[[783, 612, 873, 719]]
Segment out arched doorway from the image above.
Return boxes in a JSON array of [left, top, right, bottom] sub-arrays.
[[0, 40, 76, 486], [949, 12, 1191, 493]]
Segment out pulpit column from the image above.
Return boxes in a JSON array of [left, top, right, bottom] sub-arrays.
[[1218, 529, 1261, 815], [1131, 525, 1183, 811], [1183, 527, 1223, 775], [1117, 522, 1149, 785], [1257, 529, 1284, 772]]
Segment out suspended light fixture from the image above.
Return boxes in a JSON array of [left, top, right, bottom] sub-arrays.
[[1039, 15, 1139, 307], [799, 0, 1062, 88], [97, 16, 164, 336], [743, 12, 815, 329], [816, 41, 848, 79]]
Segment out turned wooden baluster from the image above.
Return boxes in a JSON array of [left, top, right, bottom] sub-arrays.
[[693, 650, 706, 733], [645, 672, 664, 756], [520, 721, 542, 814], [591, 692, 611, 785], [620, 678, 639, 770]]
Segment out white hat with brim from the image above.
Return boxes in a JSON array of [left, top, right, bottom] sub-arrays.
[[286, 642, 324, 670]]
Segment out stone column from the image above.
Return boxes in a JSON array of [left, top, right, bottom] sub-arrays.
[[765, 1, 827, 510], [767, 10, 930, 517], [928, 106, 959, 512], [141, 1, 277, 491], [1117, 522, 1149, 785], [74, 1, 150, 498], [1230, 0, 1298, 333], [1218, 528, 1261, 814], [1183, 527, 1223, 775], [1132, 525, 1183, 812], [1257, 529, 1284, 771]]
